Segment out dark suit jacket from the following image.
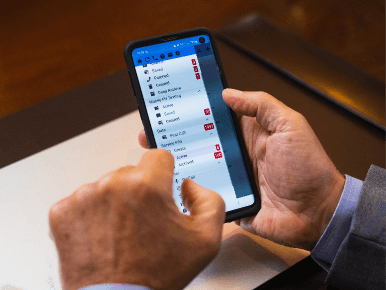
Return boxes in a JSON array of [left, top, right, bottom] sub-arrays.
[[326, 165, 386, 290]]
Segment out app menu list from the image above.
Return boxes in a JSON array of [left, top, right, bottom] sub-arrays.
[[137, 55, 236, 213]]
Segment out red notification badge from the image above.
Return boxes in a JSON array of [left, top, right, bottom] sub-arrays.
[[204, 123, 214, 130], [214, 152, 223, 159]]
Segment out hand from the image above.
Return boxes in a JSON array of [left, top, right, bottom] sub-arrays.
[[138, 89, 345, 251], [49, 149, 225, 290], [223, 89, 345, 250]]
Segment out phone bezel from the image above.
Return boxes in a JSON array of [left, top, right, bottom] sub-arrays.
[[123, 27, 260, 222]]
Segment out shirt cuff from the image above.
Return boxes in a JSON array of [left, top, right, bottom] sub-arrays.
[[79, 284, 152, 290], [311, 175, 363, 270]]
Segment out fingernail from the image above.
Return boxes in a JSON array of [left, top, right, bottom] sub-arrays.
[[225, 88, 243, 95]]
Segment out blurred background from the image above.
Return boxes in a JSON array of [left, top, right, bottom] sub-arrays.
[[0, 0, 384, 119]]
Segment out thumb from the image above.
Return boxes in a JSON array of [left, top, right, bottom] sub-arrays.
[[222, 88, 297, 133], [181, 178, 225, 228]]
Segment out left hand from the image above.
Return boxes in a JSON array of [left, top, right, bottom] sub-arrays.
[[49, 149, 225, 290]]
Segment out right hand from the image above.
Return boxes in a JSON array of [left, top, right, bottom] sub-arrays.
[[49, 149, 225, 290]]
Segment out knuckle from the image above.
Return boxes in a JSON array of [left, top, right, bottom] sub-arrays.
[[48, 194, 74, 229], [73, 183, 97, 205], [96, 171, 125, 196], [279, 110, 306, 130], [94, 167, 153, 207], [96, 165, 138, 195], [131, 171, 152, 196], [156, 149, 175, 168], [118, 170, 151, 198], [292, 112, 310, 129], [48, 201, 64, 226], [153, 147, 171, 156], [49, 181, 109, 238], [151, 148, 174, 162], [294, 111, 306, 122], [75, 182, 95, 196], [259, 91, 272, 98], [49, 183, 95, 222], [159, 148, 173, 158]]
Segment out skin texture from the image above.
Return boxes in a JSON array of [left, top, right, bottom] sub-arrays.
[[139, 89, 345, 250], [49, 149, 225, 290]]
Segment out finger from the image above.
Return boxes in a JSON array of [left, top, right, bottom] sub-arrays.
[[222, 89, 296, 133], [239, 216, 257, 234], [181, 178, 225, 229], [138, 130, 149, 149], [233, 217, 255, 233], [136, 149, 175, 193], [138, 148, 174, 170]]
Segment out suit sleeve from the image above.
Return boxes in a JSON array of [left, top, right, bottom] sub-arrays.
[[325, 165, 386, 290], [311, 175, 363, 271]]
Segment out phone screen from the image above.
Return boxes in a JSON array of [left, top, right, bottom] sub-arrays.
[[131, 34, 255, 214]]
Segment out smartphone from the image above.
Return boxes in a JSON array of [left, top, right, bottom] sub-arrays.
[[124, 28, 260, 222]]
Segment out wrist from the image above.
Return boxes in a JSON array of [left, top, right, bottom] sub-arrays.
[[317, 172, 346, 245], [60, 263, 153, 290]]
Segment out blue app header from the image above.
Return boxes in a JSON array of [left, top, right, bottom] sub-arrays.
[[132, 35, 209, 67]]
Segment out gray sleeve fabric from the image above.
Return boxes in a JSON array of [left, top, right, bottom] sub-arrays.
[[325, 165, 386, 290], [311, 175, 363, 271]]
